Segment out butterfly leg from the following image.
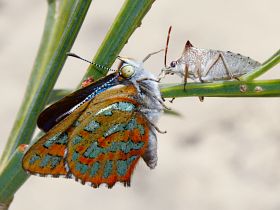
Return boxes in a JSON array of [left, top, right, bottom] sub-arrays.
[[138, 83, 170, 110], [139, 109, 167, 134], [148, 119, 167, 134], [137, 77, 160, 83], [142, 49, 164, 63], [137, 78, 172, 102]]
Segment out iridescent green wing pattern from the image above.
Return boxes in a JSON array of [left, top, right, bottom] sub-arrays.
[[66, 86, 149, 188], [22, 101, 91, 177]]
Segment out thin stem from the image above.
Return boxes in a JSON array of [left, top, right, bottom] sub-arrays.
[[240, 49, 280, 81], [160, 79, 280, 98], [0, 0, 58, 167], [0, 0, 92, 166], [0, 145, 29, 204], [28, 0, 57, 91]]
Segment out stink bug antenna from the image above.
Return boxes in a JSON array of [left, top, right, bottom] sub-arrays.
[[67, 52, 117, 72], [164, 26, 172, 67]]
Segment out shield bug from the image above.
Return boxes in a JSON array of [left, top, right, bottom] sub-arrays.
[[160, 27, 261, 84]]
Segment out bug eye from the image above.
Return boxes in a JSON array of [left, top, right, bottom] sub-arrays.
[[120, 64, 135, 78], [170, 61, 176, 68]]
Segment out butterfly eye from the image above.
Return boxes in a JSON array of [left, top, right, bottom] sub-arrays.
[[120, 64, 135, 78], [170, 61, 176, 68]]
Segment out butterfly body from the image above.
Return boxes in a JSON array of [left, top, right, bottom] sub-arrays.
[[22, 56, 164, 187]]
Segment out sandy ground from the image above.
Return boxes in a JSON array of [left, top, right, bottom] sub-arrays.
[[0, 0, 280, 210]]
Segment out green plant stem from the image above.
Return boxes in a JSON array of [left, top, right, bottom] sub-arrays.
[[48, 89, 72, 104], [240, 49, 280, 81], [0, 0, 92, 166], [0, 145, 29, 204], [28, 0, 57, 91], [82, 0, 156, 82], [0, 0, 157, 205], [160, 79, 280, 98], [161, 49, 280, 98], [0, 0, 58, 167]]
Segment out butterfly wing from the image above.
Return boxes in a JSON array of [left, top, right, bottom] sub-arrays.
[[22, 101, 91, 177], [66, 85, 149, 188], [37, 73, 119, 132]]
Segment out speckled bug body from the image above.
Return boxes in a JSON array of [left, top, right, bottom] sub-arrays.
[[161, 40, 261, 83]]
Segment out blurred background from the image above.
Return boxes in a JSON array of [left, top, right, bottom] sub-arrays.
[[0, 0, 280, 209]]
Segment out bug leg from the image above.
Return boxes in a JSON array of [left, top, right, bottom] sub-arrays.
[[142, 49, 164, 63], [161, 95, 174, 103], [204, 53, 234, 80], [199, 96, 204, 102], [197, 68, 204, 82], [196, 66, 205, 102], [219, 53, 234, 79], [197, 79, 205, 102], [172, 64, 189, 104], [233, 76, 241, 81], [198, 73, 205, 102], [192, 59, 204, 82], [192, 62, 205, 101], [183, 64, 189, 91]]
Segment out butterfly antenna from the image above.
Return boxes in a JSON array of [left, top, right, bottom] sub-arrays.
[[164, 26, 172, 67], [67, 52, 116, 72]]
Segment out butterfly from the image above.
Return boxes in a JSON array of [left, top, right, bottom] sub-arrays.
[[22, 55, 165, 188]]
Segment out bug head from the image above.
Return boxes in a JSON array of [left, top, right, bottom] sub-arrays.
[[160, 60, 179, 77], [159, 26, 178, 78]]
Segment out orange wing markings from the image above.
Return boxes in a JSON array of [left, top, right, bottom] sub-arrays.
[[66, 94, 149, 187], [22, 100, 91, 176]]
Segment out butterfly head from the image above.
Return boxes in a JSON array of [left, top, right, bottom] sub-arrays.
[[117, 56, 163, 123], [117, 56, 141, 78], [117, 56, 156, 81]]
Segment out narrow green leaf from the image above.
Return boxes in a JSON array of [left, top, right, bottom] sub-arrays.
[[82, 0, 156, 81], [0, 0, 92, 166], [0, 0, 92, 205]]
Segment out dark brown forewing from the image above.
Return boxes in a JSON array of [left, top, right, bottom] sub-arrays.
[[37, 73, 120, 132]]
